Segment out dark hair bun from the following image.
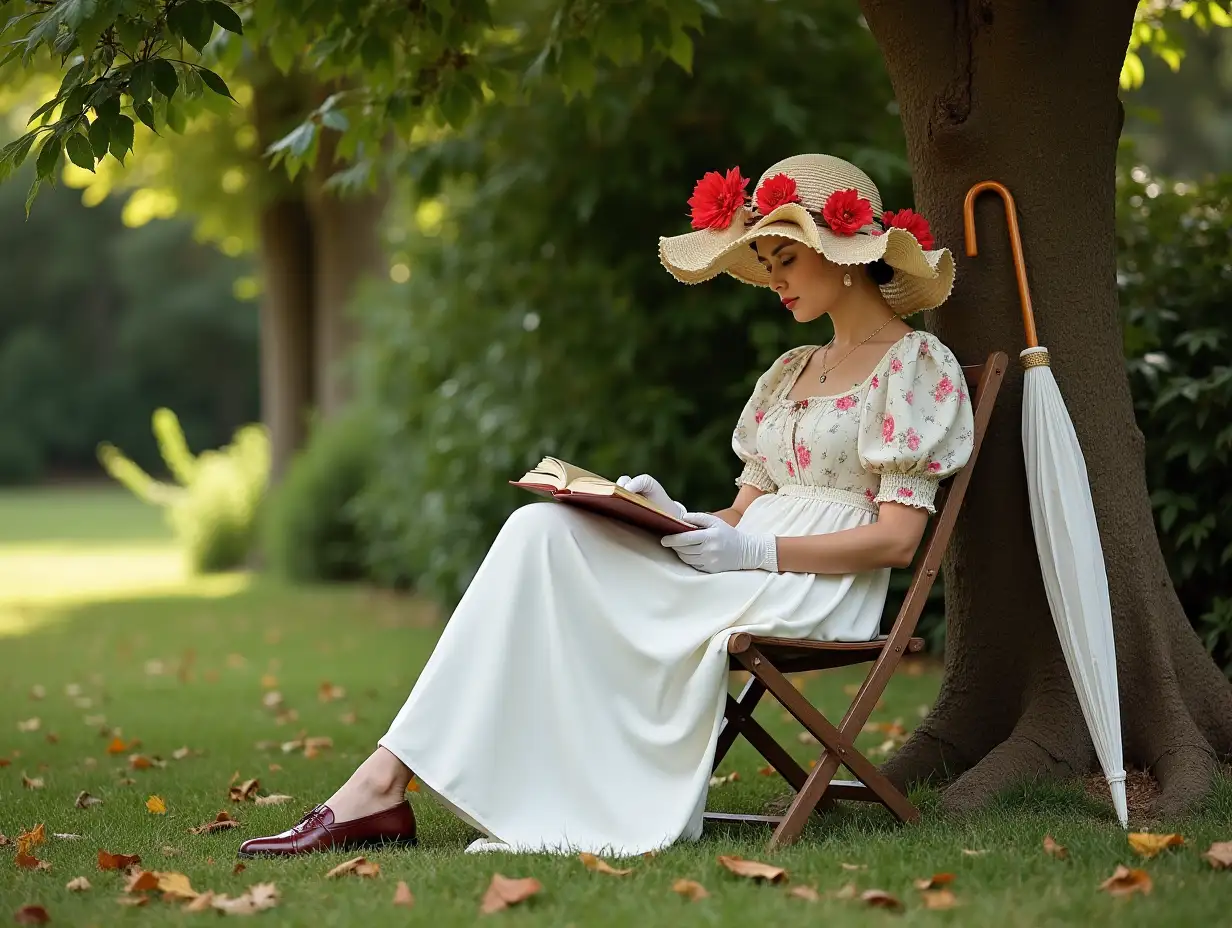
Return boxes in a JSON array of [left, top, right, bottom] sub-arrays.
[[865, 259, 894, 286]]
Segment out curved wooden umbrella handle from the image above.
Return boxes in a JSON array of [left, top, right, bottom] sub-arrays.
[[962, 181, 1038, 349]]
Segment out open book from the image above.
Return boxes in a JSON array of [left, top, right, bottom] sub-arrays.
[[509, 456, 695, 536]]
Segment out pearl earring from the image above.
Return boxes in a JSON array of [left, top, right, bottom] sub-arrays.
[[842, 273, 852, 287]]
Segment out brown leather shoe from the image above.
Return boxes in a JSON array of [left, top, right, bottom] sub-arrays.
[[237, 801, 417, 858]]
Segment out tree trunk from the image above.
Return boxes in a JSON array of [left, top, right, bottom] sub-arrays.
[[308, 109, 389, 419], [859, 0, 1232, 818], [252, 67, 317, 481]]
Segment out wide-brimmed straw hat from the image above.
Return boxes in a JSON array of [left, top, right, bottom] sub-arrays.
[[658, 153, 955, 315]]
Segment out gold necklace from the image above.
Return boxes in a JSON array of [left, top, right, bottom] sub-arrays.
[[817, 316, 896, 384]]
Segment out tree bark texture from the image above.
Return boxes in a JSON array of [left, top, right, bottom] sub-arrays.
[[859, 0, 1232, 818], [250, 68, 388, 477], [253, 66, 316, 481], [308, 103, 390, 419]]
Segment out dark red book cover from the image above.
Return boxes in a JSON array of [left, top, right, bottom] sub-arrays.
[[508, 481, 694, 537]]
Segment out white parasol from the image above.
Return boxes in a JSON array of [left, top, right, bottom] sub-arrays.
[[963, 181, 1128, 828]]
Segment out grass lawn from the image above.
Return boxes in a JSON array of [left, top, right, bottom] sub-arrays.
[[2, 486, 1229, 926]]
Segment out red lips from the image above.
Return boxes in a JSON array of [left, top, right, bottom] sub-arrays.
[[782, 297, 798, 309]]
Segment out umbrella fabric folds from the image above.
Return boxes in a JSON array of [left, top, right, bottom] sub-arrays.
[[963, 181, 1128, 828]]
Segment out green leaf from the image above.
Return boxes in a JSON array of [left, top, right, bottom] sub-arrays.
[[197, 67, 234, 100], [62, 0, 97, 29], [109, 113, 134, 161], [206, 0, 243, 34], [26, 96, 61, 127], [88, 116, 111, 158], [151, 59, 179, 98], [320, 108, 348, 132], [165, 100, 186, 134], [129, 61, 153, 103], [134, 100, 156, 131], [25, 176, 42, 218], [35, 136, 63, 181], [438, 81, 474, 128], [182, 67, 204, 100], [115, 16, 145, 56], [667, 27, 693, 73], [66, 132, 95, 171], [95, 94, 120, 121], [168, 0, 214, 52], [557, 39, 596, 96], [57, 62, 86, 100]]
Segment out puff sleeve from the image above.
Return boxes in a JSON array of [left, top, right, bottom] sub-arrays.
[[858, 333, 974, 514], [732, 347, 803, 493]]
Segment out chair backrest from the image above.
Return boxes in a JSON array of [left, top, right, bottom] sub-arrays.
[[879, 351, 1008, 653]]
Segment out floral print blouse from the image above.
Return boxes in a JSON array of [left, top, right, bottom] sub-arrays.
[[732, 331, 975, 514]]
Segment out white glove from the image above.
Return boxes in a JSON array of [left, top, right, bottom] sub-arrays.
[[616, 473, 688, 520], [661, 511, 779, 574]]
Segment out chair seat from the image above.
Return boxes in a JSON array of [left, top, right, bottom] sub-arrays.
[[727, 632, 925, 672]]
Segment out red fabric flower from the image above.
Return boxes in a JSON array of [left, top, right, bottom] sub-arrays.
[[822, 188, 873, 236], [688, 167, 749, 230], [755, 174, 801, 215], [881, 208, 935, 249]]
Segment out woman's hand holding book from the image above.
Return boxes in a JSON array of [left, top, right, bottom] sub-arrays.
[[615, 474, 688, 521]]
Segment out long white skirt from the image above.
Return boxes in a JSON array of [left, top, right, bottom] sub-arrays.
[[378, 485, 888, 856]]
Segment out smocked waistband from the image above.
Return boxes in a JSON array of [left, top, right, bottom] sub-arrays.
[[774, 484, 878, 513]]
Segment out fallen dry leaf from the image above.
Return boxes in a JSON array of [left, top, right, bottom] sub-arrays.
[[106, 737, 128, 755], [45, 733, 59, 744], [125, 870, 159, 893], [326, 856, 382, 879], [834, 882, 858, 899], [15, 852, 51, 871], [155, 871, 198, 900], [1043, 835, 1068, 859], [211, 882, 280, 915], [339, 711, 358, 725], [117, 776, 136, 786], [579, 852, 632, 876], [279, 739, 304, 754], [480, 873, 542, 914], [840, 862, 867, 872], [17, 824, 46, 855], [22, 773, 44, 790], [229, 778, 260, 802], [254, 794, 295, 806], [797, 731, 819, 745], [172, 747, 192, 761], [1203, 841, 1232, 869], [162, 846, 180, 856], [0, 835, 8, 847], [708, 771, 740, 787], [393, 880, 414, 907], [861, 889, 904, 910], [98, 849, 142, 871], [14, 905, 50, 925], [129, 754, 154, 770], [0, 758, 9, 767], [29, 685, 46, 700], [260, 673, 277, 688], [52, 834, 81, 841], [405, 779, 419, 793], [76, 789, 105, 808], [303, 736, 333, 759], [717, 855, 787, 883], [262, 691, 284, 709], [961, 848, 988, 857], [18, 718, 41, 732], [190, 811, 240, 835], [146, 795, 167, 815], [1128, 832, 1184, 858], [671, 879, 709, 901], [757, 765, 776, 777], [232, 862, 246, 876], [117, 895, 151, 907], [921, 888, 960, 910], [1099, 864, 1152, 897], [185, 890, 215, 912], [789, 885, 821, 901], [913, 872, 956, 890], [66, 876, 92, 891], [318, 681, 346, 702]]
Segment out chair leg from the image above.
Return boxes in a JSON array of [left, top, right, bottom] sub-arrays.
[[712, 677, 765, 772], [738, 646, 919, 830]]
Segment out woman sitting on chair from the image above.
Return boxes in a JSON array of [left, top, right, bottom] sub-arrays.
[[238, 153, 974, 859]]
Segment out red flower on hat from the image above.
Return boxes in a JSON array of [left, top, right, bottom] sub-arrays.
[[881, 208, 935, 249], [822, 188, 873, 236], [755, 174, 801, 215], [688, 167, 750, 230]]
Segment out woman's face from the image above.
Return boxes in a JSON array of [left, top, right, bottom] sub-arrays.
[[752, 235, 847, 323]]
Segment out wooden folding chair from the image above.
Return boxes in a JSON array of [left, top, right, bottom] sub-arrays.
[[704, 352, 1008, 850]]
